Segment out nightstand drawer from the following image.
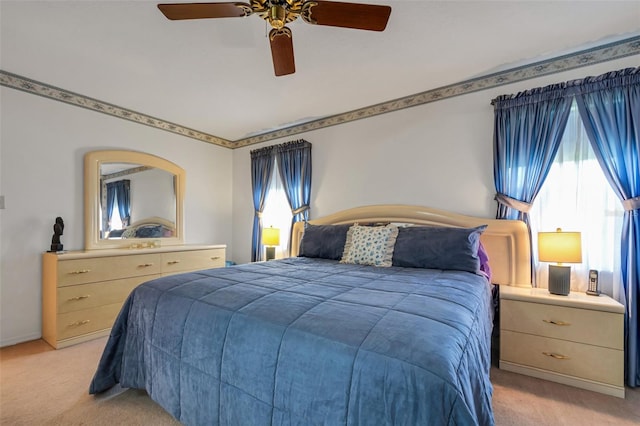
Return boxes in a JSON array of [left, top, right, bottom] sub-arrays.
[[162, 248, 225, 274], [501, 330, 624, 386], [57, 254, 162, 286], [501, 299, 623, 349], [57, 275, 160, 313]]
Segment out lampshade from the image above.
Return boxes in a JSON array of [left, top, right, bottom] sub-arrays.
[[262, 227, 280, 246], [538, 228, 582, 264]]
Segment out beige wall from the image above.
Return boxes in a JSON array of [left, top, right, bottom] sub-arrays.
[[230, 56, 639, 265], [0, 88, 233, 346], [1, 55, 637, 347]]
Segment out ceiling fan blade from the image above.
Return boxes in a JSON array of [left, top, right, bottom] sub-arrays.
[[270, 27, 295, 77], [157, 2, 253, 20], [302, 1, 391, 31]]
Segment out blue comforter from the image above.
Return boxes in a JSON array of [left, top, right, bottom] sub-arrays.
[[90, 257, 494, 425]]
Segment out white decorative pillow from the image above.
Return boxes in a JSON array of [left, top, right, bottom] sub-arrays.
[[340, 224, 399, 267]]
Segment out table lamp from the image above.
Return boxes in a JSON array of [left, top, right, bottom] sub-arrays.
[[262, 227, 280, 261], [538, 228, 582, 296]]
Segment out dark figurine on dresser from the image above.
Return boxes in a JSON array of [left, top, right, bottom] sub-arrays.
[[49, 217, 64, 252]]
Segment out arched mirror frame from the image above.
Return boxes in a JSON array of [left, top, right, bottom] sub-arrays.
[[84, 150, 185, 250]]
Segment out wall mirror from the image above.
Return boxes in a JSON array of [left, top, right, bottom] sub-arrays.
[[84, 150, 185, 250]]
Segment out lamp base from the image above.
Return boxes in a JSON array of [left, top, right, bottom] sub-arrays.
[[265, 246, 276, 261], [548, 264, 570, 296]]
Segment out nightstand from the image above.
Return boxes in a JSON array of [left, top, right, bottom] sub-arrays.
[[499, 285, 625, 398]]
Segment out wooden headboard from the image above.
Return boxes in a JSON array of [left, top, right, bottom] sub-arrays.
[[291, 204, 531, 287]]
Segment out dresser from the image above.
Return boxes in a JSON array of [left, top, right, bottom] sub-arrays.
[[42, 244, 225, 349], [499, 285, 625, 398]]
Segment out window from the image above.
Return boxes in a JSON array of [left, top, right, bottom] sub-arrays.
[[530, 101, 624, 295], [109, 197, 124, 231], [261, 162, 293, 259]]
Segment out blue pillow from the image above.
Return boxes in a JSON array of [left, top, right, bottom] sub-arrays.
[[135, 225, 163, 238], [392, 225, 487, 273], [299, 224, 351, 260]]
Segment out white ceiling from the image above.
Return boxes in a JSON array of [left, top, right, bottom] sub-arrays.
[[1, 0, 639, 142]]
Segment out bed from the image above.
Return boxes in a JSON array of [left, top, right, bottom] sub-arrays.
[[106, 216, 175, 239], [90, 205, 531, 425]]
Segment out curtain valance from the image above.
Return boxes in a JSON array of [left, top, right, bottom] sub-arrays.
[[567, 67, 640, 94], [250, 145, 275, 158], [491, 83, 570, 108], [492, 67, 640, 107], [250, 139, 311, 157], [277, 139, 311, 153]]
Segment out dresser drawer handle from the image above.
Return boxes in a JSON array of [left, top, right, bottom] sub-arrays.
[[69, 269, 91, 275], [211, 256, 221, 260], [167, 260, 181, 265], [68, 295, 90, 301], [542, 351, 570, 360], [543, 319, 570, 326], [69, 319, 91, 327], [138, 263, 155, 267]]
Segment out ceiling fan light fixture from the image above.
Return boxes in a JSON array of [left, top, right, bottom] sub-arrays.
[[268, 4, 286, 29]]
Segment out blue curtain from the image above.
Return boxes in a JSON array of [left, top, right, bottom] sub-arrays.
[[492, 86, 573, 286], [572, 67, 640, 387], [114, 180, 131, 227], [250, 146, 275, 262], [492, 85, 573, 224], [276, 140, 312, 254], [105, 182, 117, 231], [105, 180, 131, 230]]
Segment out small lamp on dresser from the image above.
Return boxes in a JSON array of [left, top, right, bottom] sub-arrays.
[[262, 227, 280, 261], [538, 228, 582, 296]]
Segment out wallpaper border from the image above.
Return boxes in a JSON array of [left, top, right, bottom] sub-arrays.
[[0, 71, 234, 148], [233, 35, 640, 147], [1, 35, 639, 149]]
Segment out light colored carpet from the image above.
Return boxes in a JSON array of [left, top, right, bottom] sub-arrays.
[[0, 338, 179, 426], [1, 337, 638, 425], [491, 366, 639, 425]]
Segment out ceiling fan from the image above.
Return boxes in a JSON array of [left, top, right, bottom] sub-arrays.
[[157, 1, 392, 76]]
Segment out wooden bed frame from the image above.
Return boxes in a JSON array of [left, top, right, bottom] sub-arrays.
[[291, 204, 531, 286]]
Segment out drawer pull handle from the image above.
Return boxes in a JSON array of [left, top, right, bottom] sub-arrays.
[[211, 256, 221, 260], [167, 260, 181, 265], [543, 351, 570, 360], [68, 295, 90, 301], [69, 269, 91, 274], [69, 319, 91, 327], [543, 319, 570, 326], [139, 263, 154, 267]]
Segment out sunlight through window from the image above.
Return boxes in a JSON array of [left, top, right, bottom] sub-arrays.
[[262, 163, 293, 259], [530, 102, 624, 295]]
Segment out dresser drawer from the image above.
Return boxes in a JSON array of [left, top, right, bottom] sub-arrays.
[[57, 254, 162, 286], [501, 299, 623, 349], [162, 248, 225, 274], [57, 275, 160, 314], [501, 330, 624, 386], [56, 303, 125, 340], [43, 245, 226, 349]]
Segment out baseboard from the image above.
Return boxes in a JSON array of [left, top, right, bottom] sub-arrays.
[[0, 332, 42, 348]]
